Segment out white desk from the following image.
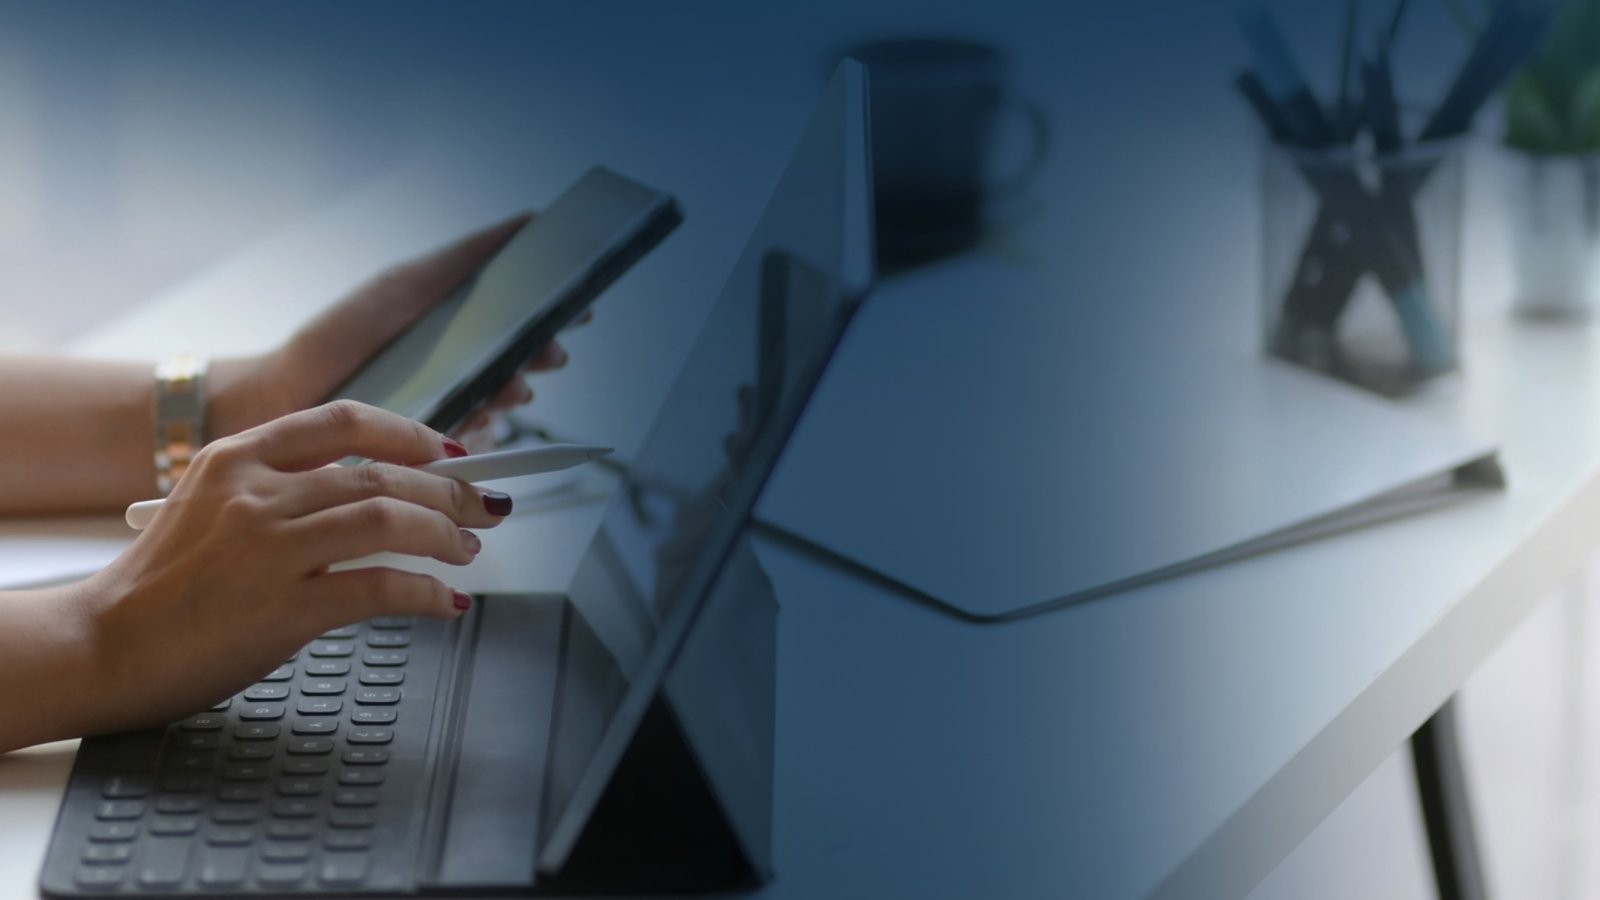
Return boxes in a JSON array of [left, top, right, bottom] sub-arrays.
[[1, 144, 1596, 900]]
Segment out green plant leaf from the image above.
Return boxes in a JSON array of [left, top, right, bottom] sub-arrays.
[[1506, 70, 1567, 152], [1574, 66, 1600, 149], [1520, 0, 1600, 120]]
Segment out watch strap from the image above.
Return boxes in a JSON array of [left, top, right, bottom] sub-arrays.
[[152, 355, 208, 497]]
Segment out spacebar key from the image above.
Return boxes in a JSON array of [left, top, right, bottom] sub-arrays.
[[320, 852, 370, 886], [137, 837, 194, 888], [198, 847, 249, 887]]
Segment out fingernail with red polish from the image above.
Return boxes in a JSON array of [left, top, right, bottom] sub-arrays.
[[452, 590, 472, 611], [460, 530, 481, 555], [442, 436, 469, 458], [482, 491, 513, 517]]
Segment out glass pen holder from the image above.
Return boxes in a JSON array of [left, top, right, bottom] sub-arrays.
[[1260, 138, 1465, 397]]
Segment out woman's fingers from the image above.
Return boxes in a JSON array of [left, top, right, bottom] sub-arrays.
[[245, 400, 458, 471], [286, 496, 480, 571], [524, 341, 568, 373], [303, 568, 468, 628], [270, 463, 508, 528], [482, 376, 534, 414]]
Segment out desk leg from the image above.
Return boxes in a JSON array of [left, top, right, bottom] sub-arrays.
[[1411, 697, 1488, 900]]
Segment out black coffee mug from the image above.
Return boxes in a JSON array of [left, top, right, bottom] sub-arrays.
[[846, 38, 1049, 268]]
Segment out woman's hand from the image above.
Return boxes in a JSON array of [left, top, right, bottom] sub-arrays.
[[0, 214, 584, 516], [206, 214, 573, 447], [35, 400, 510, 743]]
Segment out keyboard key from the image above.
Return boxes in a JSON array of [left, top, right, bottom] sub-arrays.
[[218, 784, 265, 803], [101, 776, 151, 799], [351, 708, 397, 725], [363, 650, 407, 667], [149, 816, 199, 836], [320, 625, 359, 639], [355, 687, 401, 705], [136, 837, 192, 888], [106, 728, 166, 770], [223, 763, 270, 781], [173, 731, 222, 751], [333, 788, 379, 807], [229, 744, 276, 760], [164, 751, 215, 771], [271, 799, 318, 818], [359, 670, 404, 686], [239, 703, 285, 721], [234, 723, 281, 741], [95, 800, 144, 820], [339, 768, 384, 786], [292, 717, 339, 734], [244, 683, 291, 701], [88, 822, 140, 842], [324, 830, 372, 850], [197, 847, 249, 888], [262, 841, 312, 862], [181, 713, 226, 731], [256, 862, 308, 887], [288, 736, 335, 755], [261, 664, 295, 682], [211, 696, 233, 710], [206, 825, 255, 846], [320, 852, 370, 886], [305, 660, 351, 677], [328, 808, 376, 828], [284, 650, 299, 662], [159, 775, 207, 793], [347, 727, 393, 745], [283, 757, 331, 776], [369, 616, 412, 629], [310, 641, 355, 657], [343, 748, 389, 765], [212, 805, 261, 824], [301, 678, 347, 695], [278, 778, 323, 797], [154, 795, 204, 815], [73, 866, 124, 889], [365, 632, 410, 648], [81, 843, 133, 864], [267, 821, 315, 840], [298, 697, 343, 716]]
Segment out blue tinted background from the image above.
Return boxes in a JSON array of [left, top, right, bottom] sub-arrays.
[[0, 2, 1497, 898]]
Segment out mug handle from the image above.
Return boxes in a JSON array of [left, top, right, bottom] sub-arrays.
[[986, 99, 1051, 196]]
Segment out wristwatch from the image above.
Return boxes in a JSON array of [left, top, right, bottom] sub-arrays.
[[152, 355, 208, 496]]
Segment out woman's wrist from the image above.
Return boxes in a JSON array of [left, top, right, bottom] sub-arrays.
[[204, 354, 297, 443], [55, 565, 227, 740], [0, 582, 119, 751]]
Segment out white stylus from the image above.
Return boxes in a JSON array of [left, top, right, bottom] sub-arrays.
[[124, 443, 614, 531]]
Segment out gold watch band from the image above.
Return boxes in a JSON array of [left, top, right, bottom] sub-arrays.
[[153, 355, 208, 497]]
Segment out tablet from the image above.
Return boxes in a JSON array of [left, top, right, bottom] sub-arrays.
[[535, 60, 873, 882], [329, 166, 683, 432]]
